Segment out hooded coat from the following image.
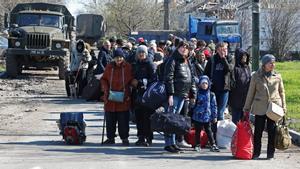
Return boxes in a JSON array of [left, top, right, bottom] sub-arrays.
[[229, 49, 251, 110], [192, 75, 217, 123]]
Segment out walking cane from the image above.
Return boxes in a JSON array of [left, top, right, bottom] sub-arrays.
[[101, 112, 106, 144]]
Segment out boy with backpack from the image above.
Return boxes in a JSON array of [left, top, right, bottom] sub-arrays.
[[192, 75, 220, 152]]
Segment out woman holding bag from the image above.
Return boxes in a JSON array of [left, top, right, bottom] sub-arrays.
[[100, 48, 134, 146], [243, 54, 286, 160]]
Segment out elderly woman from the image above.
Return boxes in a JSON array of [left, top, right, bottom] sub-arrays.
[[243, 54, 286, 160], [100, 49, 134, 146]]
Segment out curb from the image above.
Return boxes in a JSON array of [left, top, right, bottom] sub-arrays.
[[289, 129, 300, 146]]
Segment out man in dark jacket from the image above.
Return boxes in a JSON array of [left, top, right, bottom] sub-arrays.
[[229, 48, 251, 124], [95, 40, 112, 75], [204, 42, 234, 140], [164, 40, 197, 153]]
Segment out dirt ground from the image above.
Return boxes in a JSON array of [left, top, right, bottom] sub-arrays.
[[0, 70, 300, 169]]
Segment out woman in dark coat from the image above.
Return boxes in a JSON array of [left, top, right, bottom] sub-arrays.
[[229, 48, 251, 124]]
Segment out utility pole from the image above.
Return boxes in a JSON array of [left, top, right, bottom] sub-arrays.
[[164, 0, 170, 30], [252, 0, 260, 71]]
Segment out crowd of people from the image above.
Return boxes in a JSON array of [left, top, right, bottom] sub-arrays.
[[67, 34, 286, 159]]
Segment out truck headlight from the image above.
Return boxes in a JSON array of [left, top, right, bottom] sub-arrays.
[[15, 41, 21, 47], [55, 43, 62, 49]]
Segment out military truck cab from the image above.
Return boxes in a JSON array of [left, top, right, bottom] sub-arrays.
[[4, 3, 75, 79]]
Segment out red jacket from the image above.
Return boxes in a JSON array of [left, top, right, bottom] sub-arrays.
[[101, 61, 133, 112]]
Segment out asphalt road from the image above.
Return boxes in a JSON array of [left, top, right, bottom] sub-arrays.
[[0, 71, 299, 169]]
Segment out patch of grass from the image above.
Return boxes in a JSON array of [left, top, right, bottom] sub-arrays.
[[276, 61, 300, 130], [0, 64, 4, 72]]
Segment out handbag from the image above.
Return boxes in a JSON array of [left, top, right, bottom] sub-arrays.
[[108, 67, 125, 102], [274, 117, 292, 150], [265, 84, 284, 122]]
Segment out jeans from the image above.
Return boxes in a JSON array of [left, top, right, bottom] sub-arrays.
[[253, 115, 276, 157], [211, 90, 229, 141], [231, 107, 244, 125], [164, 96, 185, 146], [105, 111, 130, 140]]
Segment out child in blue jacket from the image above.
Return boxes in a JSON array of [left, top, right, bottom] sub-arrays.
[[192, 75, 220, 152]]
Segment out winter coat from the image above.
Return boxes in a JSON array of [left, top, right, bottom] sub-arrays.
[[95, 47, 112, 74], [204, 53, 234, 92], [190, 56, 207, 83], [243, 68, 286, 116], [101, 61, 133, 112], [229, 49, 251, 110], [164, 50, 197, 98], [132, 57, 156, 98], [192, 76, 217, 123]]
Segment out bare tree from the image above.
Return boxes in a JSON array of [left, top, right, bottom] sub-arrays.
[[262, 0, 300, 60]]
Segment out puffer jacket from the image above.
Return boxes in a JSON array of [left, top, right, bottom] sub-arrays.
[[229, 49, 251, 110], [243, 68, 286, 116], [101, 61, 133, 112], [192, 76, 217, 123], [164, 50, 196, 98]]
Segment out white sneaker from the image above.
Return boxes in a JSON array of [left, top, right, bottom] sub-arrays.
[[176, 140, 191, 148]]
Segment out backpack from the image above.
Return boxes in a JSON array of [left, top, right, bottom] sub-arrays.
[[141, 81, 167, 110], [150, 107, 191, 135], [59, 112, 86, 145]]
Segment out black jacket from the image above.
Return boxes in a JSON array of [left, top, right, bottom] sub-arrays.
[[164, 50, 196, 98], [204, 53, 234, 91], [229, 49, 251, 110], [95, 47, 112, 74], [133, 57, 156, 96]]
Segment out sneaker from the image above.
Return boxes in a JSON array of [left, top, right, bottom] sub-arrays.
[[135, 139, 149, 147], [122, 139, 130, 146], [102, 139, 115, 145], [171, 144, 182, 151], [164, 146, 179, 153], [267, 154, 274, 160], [177, 140, 191, 148], [252, 154, 260, 160], [194, 145, 201, 152], [210, 144, 220, 152], [146, 138, 152, 146]]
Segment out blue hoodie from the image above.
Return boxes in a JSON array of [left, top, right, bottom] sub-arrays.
[[192, 75, 217, 123]]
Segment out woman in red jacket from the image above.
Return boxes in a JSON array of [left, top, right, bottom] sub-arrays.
[[100, 48, 134, 146]]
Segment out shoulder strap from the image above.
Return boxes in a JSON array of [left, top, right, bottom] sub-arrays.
[[109, 66, 125, 91]]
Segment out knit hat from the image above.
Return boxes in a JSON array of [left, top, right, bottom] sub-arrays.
[[136, 45, 148, 55], [261, 54, 275, 65], [113, 48, 125, 58], [200, 78, 209, 85]]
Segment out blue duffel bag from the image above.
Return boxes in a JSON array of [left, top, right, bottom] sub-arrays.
[[141, 81, 167, 110]]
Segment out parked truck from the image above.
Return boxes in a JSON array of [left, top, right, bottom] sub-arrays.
[[4, 3, 75, 79], [76, 14, 105, 46], [130, 15, 242, 53]]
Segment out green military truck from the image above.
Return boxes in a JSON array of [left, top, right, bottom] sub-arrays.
[[4, 3, 74, 79]]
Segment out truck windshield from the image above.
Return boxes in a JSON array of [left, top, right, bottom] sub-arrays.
[[18, 14, 61, 28], [216, 24, 239, 35]]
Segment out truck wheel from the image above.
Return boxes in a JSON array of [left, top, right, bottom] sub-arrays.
[[58, 53, 70, 80], [5, 54, 18, 78]]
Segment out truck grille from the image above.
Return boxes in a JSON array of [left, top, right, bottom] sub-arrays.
[[27, 33, 50, 49]]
